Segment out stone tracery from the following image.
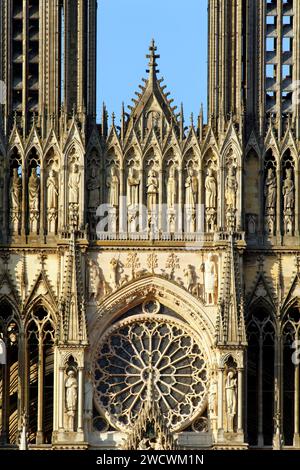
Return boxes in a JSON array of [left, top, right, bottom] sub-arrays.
[[93, 314, 208, 433]]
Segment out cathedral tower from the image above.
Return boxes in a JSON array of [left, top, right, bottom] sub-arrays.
[[208, 0, 300, 139], [0, 0, 97, 134]]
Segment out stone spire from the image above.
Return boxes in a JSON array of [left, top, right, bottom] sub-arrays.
[[216, 236, 247, 346], [60, 232, 87, 344]]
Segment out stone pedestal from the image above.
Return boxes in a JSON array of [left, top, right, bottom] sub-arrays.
[[186, 207, 196, 233], [167, 209, 176, 233], [128, 205, 138, 233], [205, 208, 216, 233], [108, 207, 117, 234]]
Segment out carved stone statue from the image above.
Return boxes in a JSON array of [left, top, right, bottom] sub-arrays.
[[204, 253, 217, 305], [138, 438, 151, 450], [185, 168, 198, 209], [225, 166, 238, 210], [205, 168, 217, 210], [265, 168, 276, 213], [167, 166, 177, 209], [150, 433, 164, 450], [29, 168, 40, 212], [11, 168, 22, 212], [28, 168, 40, 233], [283, 168, 295, 212], [68, 163, 81, 204], [87, 166, 100, 209], [209, 377, 218, 418], [107, 166, 119, 207], [88, 259, 103, 301], [84, 370, 94, 433], [47, 169, 58, 233], [65, 370, 78, 431], [109, 258, 119, 290], [127, 167, 140, 207], [225, 371, 237, 432], [184, 265, 196, 293], [47, 170, 58, 211], [147, 169, 158, 213]]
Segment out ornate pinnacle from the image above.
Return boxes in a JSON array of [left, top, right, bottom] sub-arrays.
[[146, 39, 160, 79], [111, 112, 115, 126]]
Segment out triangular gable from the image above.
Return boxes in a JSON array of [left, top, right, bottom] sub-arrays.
[[247, 272, 276, 309], [24, 269, 58, 311]]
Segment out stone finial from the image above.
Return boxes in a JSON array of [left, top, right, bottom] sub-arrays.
[[146, 39, 160, 80]]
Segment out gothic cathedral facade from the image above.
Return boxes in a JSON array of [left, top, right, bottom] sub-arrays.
[[0, 0, 300, 450]]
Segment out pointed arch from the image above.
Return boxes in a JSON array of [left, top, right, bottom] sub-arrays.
[[25, 301, 56, 445], [280, 302, 300, 446], [89, 275, 215, 364], [0, 299, 21, 444], [246, 300, 276, 447], [143, 143, 162, 166], [221, 141, 242, 168]]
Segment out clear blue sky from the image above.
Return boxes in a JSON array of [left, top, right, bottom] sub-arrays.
[[97, 0, 208, 125]]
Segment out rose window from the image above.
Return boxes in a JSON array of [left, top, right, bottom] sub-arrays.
[[94, 316, 208, 432]]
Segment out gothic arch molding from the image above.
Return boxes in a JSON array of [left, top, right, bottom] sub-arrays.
[[89, 275, 215, 365], [0, 294, 21, 322]]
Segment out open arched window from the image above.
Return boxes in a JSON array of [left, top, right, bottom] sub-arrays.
[[26, 306, 55, 444], [247, 305, 275, 447], [0, 301, 19, 444], [282, 306, 300, 446]]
